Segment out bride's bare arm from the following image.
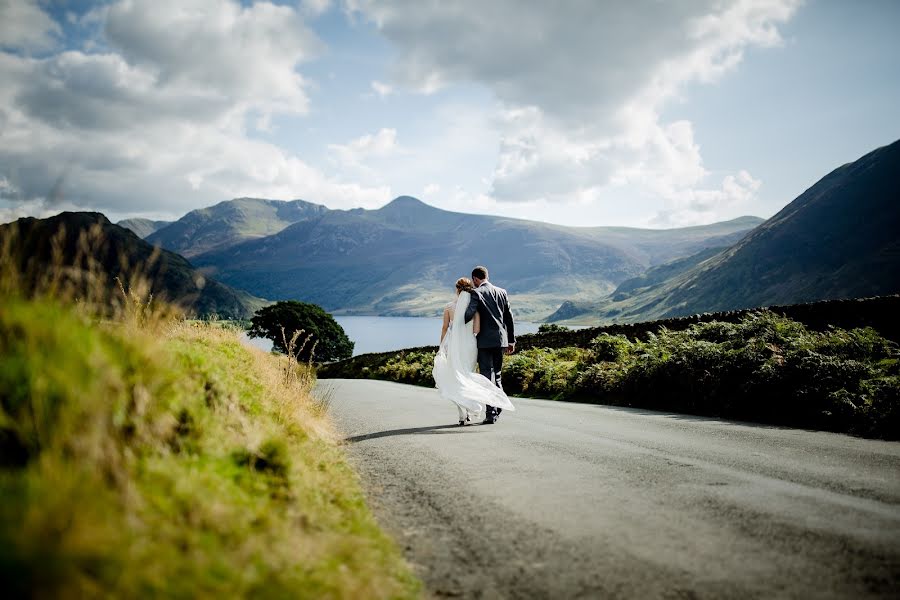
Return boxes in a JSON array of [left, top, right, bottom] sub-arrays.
[[473, 311, 481, 335], [440, 307, 451, 342]]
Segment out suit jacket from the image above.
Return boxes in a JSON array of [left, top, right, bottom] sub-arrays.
[[464, 281, 515, 349]]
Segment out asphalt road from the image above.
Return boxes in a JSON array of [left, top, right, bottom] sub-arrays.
[[321, 379, 900, 599]]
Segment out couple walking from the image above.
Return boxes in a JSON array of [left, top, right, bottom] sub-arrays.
[[432, 265, 516, 425]]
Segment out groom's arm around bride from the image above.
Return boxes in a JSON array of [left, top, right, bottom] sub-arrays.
[[464, 266, 514, 423], [464, 266, 515, 353]]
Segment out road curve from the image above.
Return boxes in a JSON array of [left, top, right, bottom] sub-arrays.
[[322, 379, 900, 599]]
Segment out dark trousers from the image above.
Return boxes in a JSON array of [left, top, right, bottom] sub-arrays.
[[477, 347, 504, 417]]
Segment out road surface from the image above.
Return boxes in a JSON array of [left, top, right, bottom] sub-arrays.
[[321, 379, 900, 599]]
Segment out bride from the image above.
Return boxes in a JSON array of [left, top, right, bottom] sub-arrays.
[[432, 277, 516, 425]]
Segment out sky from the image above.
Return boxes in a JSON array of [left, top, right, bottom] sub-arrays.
[[0, 0, 898, 228]]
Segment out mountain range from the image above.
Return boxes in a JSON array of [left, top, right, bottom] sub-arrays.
[[103, 138, 900, 323], [145, 197, 328, 258], [1, 212, 265, 319], [548, 138, 900, 323], [131, 196, 761, 319]]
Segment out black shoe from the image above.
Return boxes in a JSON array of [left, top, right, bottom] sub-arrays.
[[458, 420, 465, 426], [481, 417, 496, 425]]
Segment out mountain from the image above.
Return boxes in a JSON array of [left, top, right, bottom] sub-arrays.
[[0, 212, 266, 319], [146, 197, 328, 258], [183, 196, 761, 319], [549, 139, 900, 323], [117, 218, 173, 239]]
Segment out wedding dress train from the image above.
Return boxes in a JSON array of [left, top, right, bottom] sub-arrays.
[[432, 291, 515, 421]]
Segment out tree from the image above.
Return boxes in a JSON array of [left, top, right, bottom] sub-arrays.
[[248, 301, 353, 362], [538, 323, 571, 333]]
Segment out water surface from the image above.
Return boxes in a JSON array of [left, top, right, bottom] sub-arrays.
[[241, 315, 542, 356]]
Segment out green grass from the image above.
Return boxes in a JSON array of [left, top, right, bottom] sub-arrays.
[[0, 298, 420, 598]]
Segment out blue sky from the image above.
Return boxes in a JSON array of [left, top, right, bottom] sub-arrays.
[[0, 0, 898, 227]]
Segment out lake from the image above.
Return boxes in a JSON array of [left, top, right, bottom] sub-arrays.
[[240, 315, 543, 356]]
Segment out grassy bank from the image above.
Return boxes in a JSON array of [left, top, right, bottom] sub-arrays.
[[320, 311, 900, 439], [0, 298, 419, 598]]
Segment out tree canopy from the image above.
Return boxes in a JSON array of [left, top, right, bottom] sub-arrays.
[[537, 323, 570, 333], [248, 301, 353, 362]]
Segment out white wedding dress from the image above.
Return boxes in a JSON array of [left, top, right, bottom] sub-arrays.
[[432, 291, 515, 422]]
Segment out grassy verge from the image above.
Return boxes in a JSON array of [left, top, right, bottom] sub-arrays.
[[0, 298, 419, 598], [319, 311, 900, 439]]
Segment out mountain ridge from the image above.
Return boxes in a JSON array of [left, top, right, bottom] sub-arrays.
[[549, 139, 900, 323], [117, 218, 173, 239], [146, 197, 328, 258], [161, 198, 763, 318], [1, 212, 266, 319]]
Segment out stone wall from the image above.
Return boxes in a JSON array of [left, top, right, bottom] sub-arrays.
[[517, 295, 900, 350]]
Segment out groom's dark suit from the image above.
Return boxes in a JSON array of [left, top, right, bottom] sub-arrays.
[[465, 281, 515, 421]]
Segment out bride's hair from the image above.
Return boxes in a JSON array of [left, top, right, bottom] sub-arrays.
[[455, 277, 473, 293]]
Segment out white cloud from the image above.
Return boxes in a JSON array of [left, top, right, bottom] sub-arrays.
[[348, 0, 801, 224], [0, 0, 61, 53], [300, 0, 332, 17], [423, 183, 440, 196], [371, 80, 393, 97], [0, 0, 391, 222], [650, 170, 762, 227], [104, 0, 320, 118], [328, 128, 399, 168]]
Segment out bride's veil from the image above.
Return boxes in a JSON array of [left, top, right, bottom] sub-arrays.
[[448, 290, 477, 370]]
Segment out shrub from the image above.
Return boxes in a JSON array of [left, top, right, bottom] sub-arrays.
[[689, 320, 742, 344], [538, 323, 571, 333], [574, 363, 625, 399], [376, 350, 436, 386], [812, 326, 897, 361], [504, 348, 584, 399], [588, 333, 632, 363], [860, 376, 900, 438]]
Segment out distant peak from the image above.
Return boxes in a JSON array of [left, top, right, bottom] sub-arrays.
[[379, 196, 431, 210]]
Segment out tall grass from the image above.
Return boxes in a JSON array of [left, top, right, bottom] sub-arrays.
[[0, 222, 419, 598]]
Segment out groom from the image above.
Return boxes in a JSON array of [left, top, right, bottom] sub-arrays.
[[464, 265, 515, 424]]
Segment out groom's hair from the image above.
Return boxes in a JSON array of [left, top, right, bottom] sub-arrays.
[[472, 266, 488, 280]]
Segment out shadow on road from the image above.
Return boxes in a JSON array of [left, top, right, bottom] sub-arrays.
[[344, 423, 472, 444]]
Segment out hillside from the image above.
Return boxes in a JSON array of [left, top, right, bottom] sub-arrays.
[[147, 197, 328, 257], [0, 297, 419, 597], [117, 217, 172, 238], [166, 196, 760, 319], [550, 139, 900, 324], [0, 212, 266, 319]]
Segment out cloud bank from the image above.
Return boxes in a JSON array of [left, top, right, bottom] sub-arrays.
[[347, 0, 802, 224], [0, 0, 389, 223], [0, 0, 803, 227]]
